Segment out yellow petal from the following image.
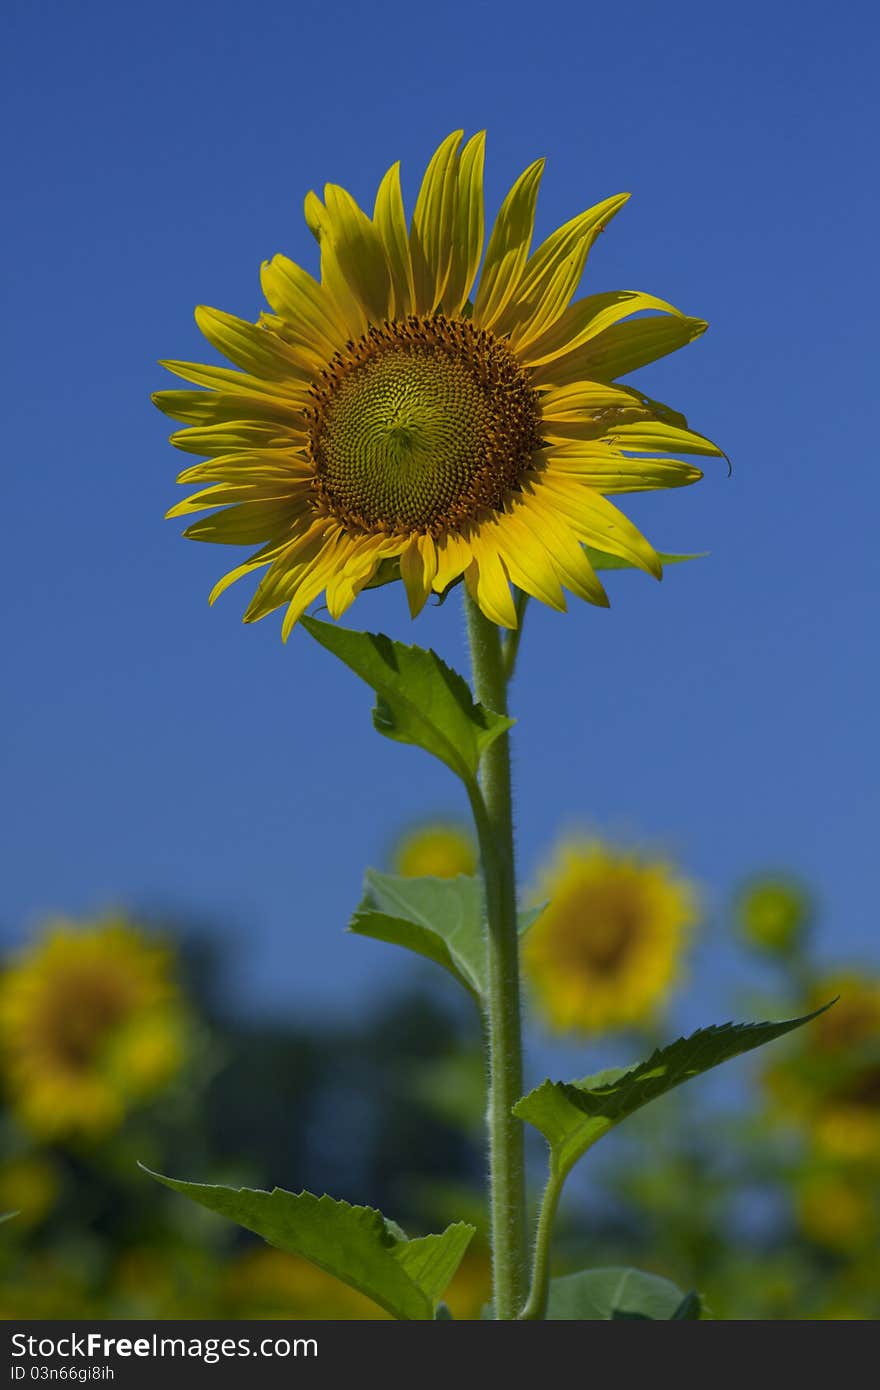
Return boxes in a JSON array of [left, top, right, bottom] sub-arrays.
[[208, 540, 290, 606], [519, 290, 684, 370], [260, 254, 349, 355], [443, 131, 486, 315], [158, 359, 308, 407], [410, 130, 464, 314], [538, 476, 661, 577], [544, 453, 703, 493], [517, 491, 609, 606], [464, 542, 517, 628], [181, 498, 306, 546], [303, 189, 325, 242], [169, 421, 306, 456], [373, 162, 415, 319], [322, 183, 393, 323], [472, 158, 544, 329], [400, 536, 434, 618], [539, 379, 646, 422], [489, 511, 567, 610], [606, 420, 724, 457], [152, 389, 305, 427], [324, 536, 395, 619], [500, 193, 630, 344], [175, 451, 311, 486], [536, 315, 708, 387], [432, 529, 473, 592], [280, 537, 349, 640], [245, 521, 339, 621], [304, 191, 370, 338], [194, 306, 313, 383], [166, 478, 306, 518]]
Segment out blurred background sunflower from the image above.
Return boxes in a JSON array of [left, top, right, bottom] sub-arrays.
[[524, 838, 699, 1034], [0, 917, 187, 1141], [392, 820, 478, 880]]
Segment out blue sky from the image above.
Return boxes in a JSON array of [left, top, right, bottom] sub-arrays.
[[3, 0, 878, 1047]]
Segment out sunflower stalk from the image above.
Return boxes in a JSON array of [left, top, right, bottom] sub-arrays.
[[464, 592, 528, 1319]]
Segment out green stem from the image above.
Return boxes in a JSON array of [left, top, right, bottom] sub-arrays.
[[519, 1168, 564, 1320], [501, 589, 530, 683], [464, 592, 528, 1320]]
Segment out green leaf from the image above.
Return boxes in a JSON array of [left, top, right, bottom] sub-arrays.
[[585, 545, 707, 572], [350, 871, 485, 997], [547, 1267, 699, 1320], [349, 870, 545, 1002], [141, 1168, 474, 1321], [515, 1005, 832, 1180], [301, 617, 512, 786]]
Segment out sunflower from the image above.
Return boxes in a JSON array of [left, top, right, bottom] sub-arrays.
[[0, 916, 185, 1140], [393, 820, 478, 878], [524, 839, 698, 1034], [155, 131, 720, 638]]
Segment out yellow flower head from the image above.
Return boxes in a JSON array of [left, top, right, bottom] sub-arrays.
[[156, 132, 720, 639], [0, 916, 186, 1141], [393, 821, 478, 878], [524, 839, 699, 1035], [736, 875, 812, 955]]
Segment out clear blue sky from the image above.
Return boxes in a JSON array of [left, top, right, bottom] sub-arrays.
[[3, 0, 878, 1039]]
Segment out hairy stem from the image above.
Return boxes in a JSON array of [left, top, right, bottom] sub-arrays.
[[464, 592, 528, 1319], [519, 1169, 564, 1319]]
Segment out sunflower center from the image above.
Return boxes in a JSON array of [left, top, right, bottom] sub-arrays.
[[565, 889, 642, 975], [305, 315, 541, 534], [41, 970, 134, 1070]]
